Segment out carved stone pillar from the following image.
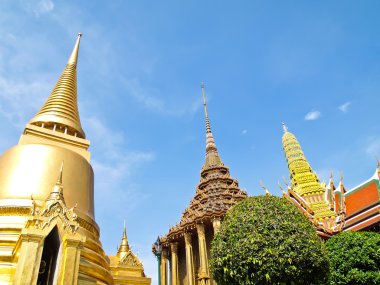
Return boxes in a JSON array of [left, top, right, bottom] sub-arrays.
[[184, 233, 195, 285], [196, 224, 210, 285], [161, 248, 169, 285], [212, 218, 221, 234], [170, 242, 179, 285]]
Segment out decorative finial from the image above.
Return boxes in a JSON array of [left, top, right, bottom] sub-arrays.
[[201, 82, 207, 107], [260, 180, 271, 196], [282, 176, 289, 187], [123, 220, 127, 238], [67, 33, 82, 66], [201, 84, 213, 141], [278, 181, 284, 191], [340, 172, 344, 182], [330, 171, 333, 180], [282, 122, 288, 133], [377, 157, 380, 168], [57, 160, 64, 184]]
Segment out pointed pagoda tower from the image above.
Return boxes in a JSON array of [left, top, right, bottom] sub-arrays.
[[108, 224, 151, 285], [281, 124, 341, 237], [154, 84, 247, 285], [0, 34, 114, 284]]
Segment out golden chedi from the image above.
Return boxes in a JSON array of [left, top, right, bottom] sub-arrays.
[[0, 34, 150, 285]]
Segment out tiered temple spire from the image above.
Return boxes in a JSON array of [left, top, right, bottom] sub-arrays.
[[201, 83, 222, 168], [282, 124, 338, 233], [28, 33, 85, 138], [157, 84, 247, 285]]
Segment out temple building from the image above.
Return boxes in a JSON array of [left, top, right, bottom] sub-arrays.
[[281, 124, 380, 238], [153, 85, 247, 285], [0, 34, 150, 285]]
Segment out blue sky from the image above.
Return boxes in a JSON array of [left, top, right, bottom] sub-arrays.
[[1, 1, 380, 284]]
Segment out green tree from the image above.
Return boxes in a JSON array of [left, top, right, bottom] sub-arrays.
[[210, 195, 329, 285], [326, 231, 380, 285]]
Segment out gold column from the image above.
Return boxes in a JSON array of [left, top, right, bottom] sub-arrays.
[[56, 234, 85, 284], [196, 224, 210, 285], [212, 218, 221, 234], [161, 248, 169, 285], [184, 233, 195, 285], [13, 229, 44, 285], [170, 242, 179, 285]]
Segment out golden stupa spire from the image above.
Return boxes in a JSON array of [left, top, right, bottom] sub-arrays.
[[28, 33, 85, 138], [201, 83, 222, 167], [281, 124, 323, 196], [282, 125, 337, 221], [117, 220, 130, 260]]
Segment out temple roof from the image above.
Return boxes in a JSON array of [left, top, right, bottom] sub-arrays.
[[28, 33, 85, 138]]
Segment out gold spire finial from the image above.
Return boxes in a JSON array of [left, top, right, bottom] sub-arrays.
[[282, 122, 288, 133], [201, 82, 211, 134], [28, 34, 85, 138], [47, 162, 65, 201], [67, 33, 82, 66], [201, 83, 222, 167], [377, 158, 380, 168], [57, 160, 64, 185], [123, 220, 127, 239]]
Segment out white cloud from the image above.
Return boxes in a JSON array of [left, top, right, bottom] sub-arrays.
[[0, 75, 51, 128], [122, 78, 166, 113], [338, 102, 351, 113], [83, 116, 155, 223], [23, 0, 55, 17], [241, 129, 248, 135], [304, 110, 321, 121], [121, 77, 203, 118], [366, 137, 380, 158]]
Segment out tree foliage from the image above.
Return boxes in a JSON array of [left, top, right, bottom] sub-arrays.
[[326, 231, 380, 285], [210, 195, 329, 285]]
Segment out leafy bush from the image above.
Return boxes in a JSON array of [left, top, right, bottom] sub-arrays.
[[326, 231, 380, 285], [210, 195, 329, 285]]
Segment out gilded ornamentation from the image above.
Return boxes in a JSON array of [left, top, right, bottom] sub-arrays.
[[34, 162, 79, 234], [282, 124, 341, 234], [120, 252, 142, 267]]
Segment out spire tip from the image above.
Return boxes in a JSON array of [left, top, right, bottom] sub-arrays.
[[282, 122, 288, 133]]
